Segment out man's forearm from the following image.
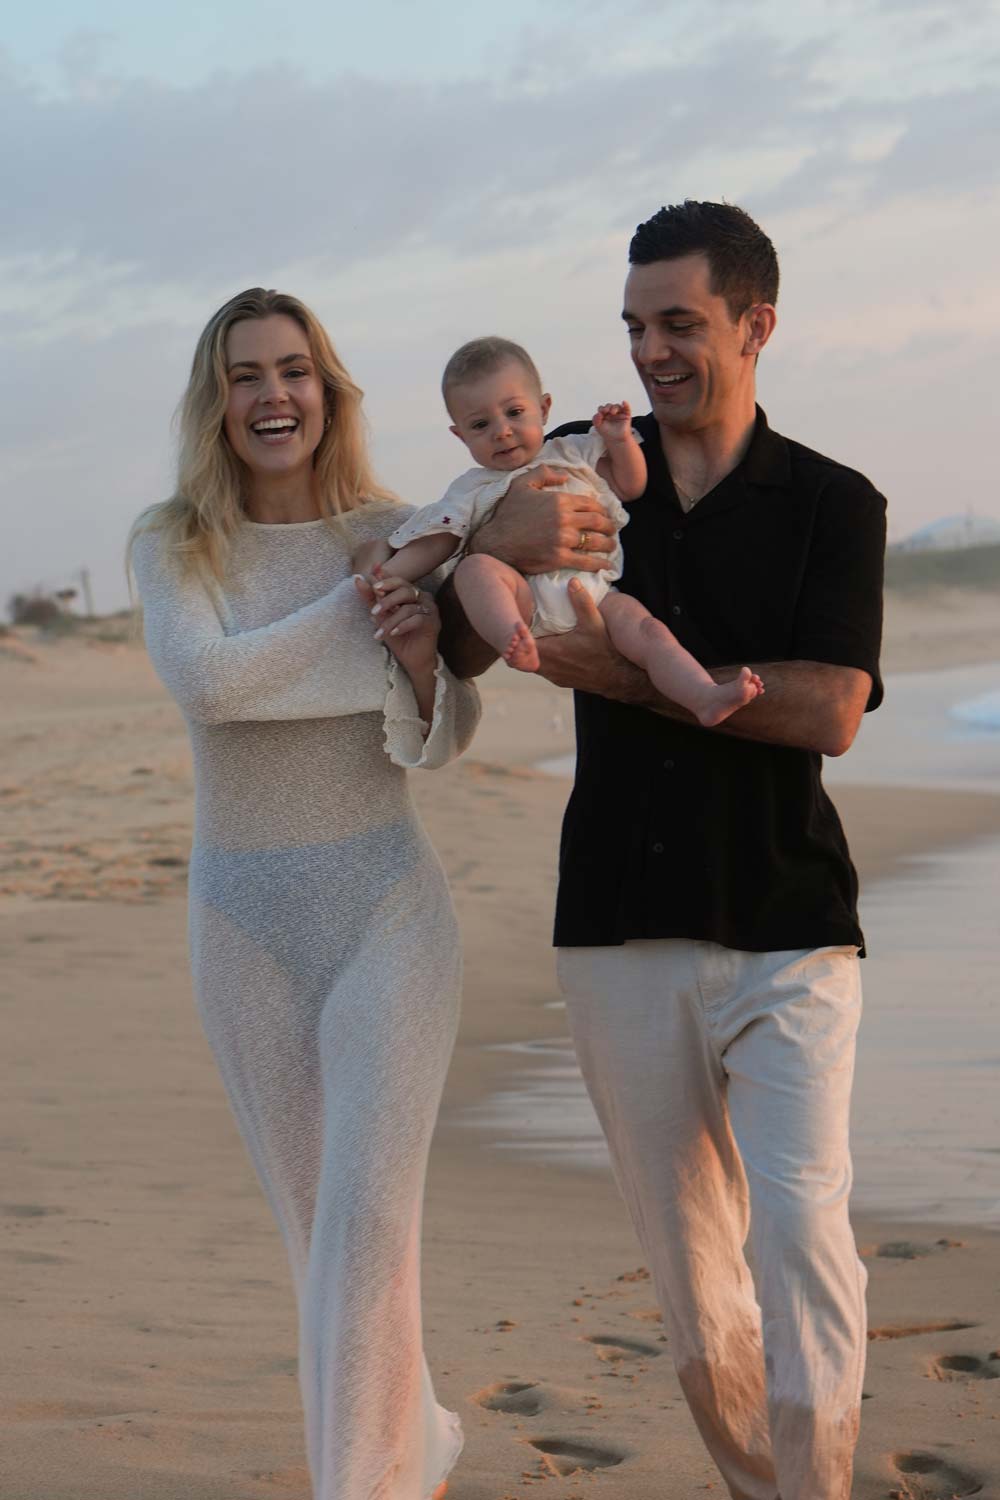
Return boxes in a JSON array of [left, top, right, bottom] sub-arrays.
[[678, 661, 868, 756], [541, 648, 870, 758]]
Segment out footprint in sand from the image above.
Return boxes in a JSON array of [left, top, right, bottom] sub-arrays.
[[889, 1450, 983, 1498], [863, 1239, 963, 1261], [583, 1334, 662, 1363], [869, 1320, 977, 1342], [929, 1352, 1000, 1382], [473, 1380, 544, 1416], [0, 1203, 64, 1218], [250, 1464, 311, 1488], [526, 1438, 625, 1477], [2, 1249, 67, 1264]]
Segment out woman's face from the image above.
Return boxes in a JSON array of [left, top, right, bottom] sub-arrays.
[[223, 314, 327, 483]]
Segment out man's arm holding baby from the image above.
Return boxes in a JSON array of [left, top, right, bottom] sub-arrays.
[[436, 470, 616, 678], [538, 582, 871, 759]]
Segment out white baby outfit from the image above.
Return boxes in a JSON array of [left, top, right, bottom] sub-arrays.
[[388, 429, 631, 636], [133, 500, 480, 1500]]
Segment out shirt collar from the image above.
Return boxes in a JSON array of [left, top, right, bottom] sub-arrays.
[[740, 406, 792, 490], [638, 404, 792, 507]]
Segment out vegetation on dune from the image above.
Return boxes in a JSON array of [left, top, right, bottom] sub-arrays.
[[885, 543, 1000, 595]]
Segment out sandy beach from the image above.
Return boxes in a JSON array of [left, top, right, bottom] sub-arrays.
[[2, 581, 999, 1500]]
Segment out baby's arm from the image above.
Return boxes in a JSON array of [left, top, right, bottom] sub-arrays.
[[353, 531, 460, 583], [593, 401, 646, 501]]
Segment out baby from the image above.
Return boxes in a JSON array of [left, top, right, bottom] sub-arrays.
[[357, 337, 763, 728]]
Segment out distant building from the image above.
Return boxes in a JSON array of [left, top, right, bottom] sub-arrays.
[[892, 514, 1000, 553]]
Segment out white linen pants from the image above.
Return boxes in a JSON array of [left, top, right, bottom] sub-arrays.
[[558, 939, 866, 1500]]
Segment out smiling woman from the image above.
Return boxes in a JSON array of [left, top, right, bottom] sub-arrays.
[[224, 321, 327, 496], [126, 288, 479, 1500], [133, 288, 399, 576]]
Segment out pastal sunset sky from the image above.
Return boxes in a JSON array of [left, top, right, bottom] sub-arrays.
[[2, 0, 998, 611]]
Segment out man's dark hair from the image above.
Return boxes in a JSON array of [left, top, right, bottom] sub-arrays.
[[629, 200, 779, 321]]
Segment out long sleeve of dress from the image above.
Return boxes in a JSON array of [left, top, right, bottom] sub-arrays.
[[133, 529, 391, 725], [383, 654, 481, 770], [133, 527, 481, 769]]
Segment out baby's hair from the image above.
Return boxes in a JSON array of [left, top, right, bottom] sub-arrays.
[[442, 337, 543, 413]]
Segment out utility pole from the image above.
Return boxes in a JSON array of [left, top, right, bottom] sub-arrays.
[[79, 567, 95, 618]]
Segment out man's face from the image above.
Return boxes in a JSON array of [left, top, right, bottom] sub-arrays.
[[622, 253, 757, 432]]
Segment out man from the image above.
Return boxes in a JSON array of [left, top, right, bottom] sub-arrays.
[[441, 200, 885, 1500]]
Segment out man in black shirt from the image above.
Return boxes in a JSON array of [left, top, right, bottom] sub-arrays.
[[441, 201, 885, 1500]]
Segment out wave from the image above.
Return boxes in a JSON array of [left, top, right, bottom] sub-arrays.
[[950, 690, 1000, 731]]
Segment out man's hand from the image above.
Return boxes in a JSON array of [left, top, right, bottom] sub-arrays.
[[534, 580, 651, 701], [469, 468, 616, 574]]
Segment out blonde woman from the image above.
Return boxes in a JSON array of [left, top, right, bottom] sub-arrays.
[[130, 289, 479, 1500]]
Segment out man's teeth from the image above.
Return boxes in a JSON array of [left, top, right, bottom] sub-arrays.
[[252, 418, 298, 431], [653, 374, 690, 386]]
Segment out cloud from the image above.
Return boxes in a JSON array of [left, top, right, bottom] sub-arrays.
[[2, 0, 998, 608], [0, 45, 810, 290], [3, 0, 995, 334], [4, 3, 994, 340], [0, 31, 912, 306]]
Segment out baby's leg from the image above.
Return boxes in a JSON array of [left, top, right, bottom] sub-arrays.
[[600, 592, 764, 727], [454, 554, 539, 671]]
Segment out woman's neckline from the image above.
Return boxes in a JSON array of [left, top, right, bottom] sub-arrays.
[[240, 515, 330, 531]]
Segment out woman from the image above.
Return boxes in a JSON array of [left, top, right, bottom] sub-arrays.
[[130, 289, 479, 1499]]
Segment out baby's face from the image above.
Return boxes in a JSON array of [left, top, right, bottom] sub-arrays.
[[448, 361, 551, 471]]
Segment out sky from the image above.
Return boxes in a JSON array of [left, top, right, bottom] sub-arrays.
[[2, 0, 998, 613]]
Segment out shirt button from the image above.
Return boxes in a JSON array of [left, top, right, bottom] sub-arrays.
[[663, 759, 674, 771], [652, 841, 665, 854], [673, 529, 683, 541], [671, 605, 682, 616]]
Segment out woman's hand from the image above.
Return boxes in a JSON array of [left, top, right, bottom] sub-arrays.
[[355, 572, 441, 713], [352, 537, 394, 580]]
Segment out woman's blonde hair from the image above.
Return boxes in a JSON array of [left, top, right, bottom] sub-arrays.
[[129, 288, 397, 578]]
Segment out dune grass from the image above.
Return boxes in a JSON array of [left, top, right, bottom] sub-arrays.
[[885, 543, 1000, 594]]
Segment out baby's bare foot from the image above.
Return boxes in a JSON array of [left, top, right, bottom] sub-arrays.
[[503, 620, 540, 672], [696, 667, 763, 727]]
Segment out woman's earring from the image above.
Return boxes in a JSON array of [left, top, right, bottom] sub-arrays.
[[323, 415, 332, 430]]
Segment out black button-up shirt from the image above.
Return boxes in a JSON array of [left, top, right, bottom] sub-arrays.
[[551, 408, 886, 954]]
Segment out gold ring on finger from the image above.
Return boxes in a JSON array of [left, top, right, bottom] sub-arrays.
[[411, 584, 420, 602], [578, 530, 589, 552]]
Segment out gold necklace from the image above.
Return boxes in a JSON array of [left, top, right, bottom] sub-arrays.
[[671, 476, 703, 511]]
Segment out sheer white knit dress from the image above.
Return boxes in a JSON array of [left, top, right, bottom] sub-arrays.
[[133, 501, 480, 1500]]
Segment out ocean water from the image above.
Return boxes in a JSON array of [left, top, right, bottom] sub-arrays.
[[951, 687, 1000, 730], [825, 662, 1000, 795], [469, 661, 1000, 1225]]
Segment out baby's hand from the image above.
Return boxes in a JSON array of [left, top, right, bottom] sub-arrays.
[[593, 401, 633, 444], [351, 537, 394, 580]]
